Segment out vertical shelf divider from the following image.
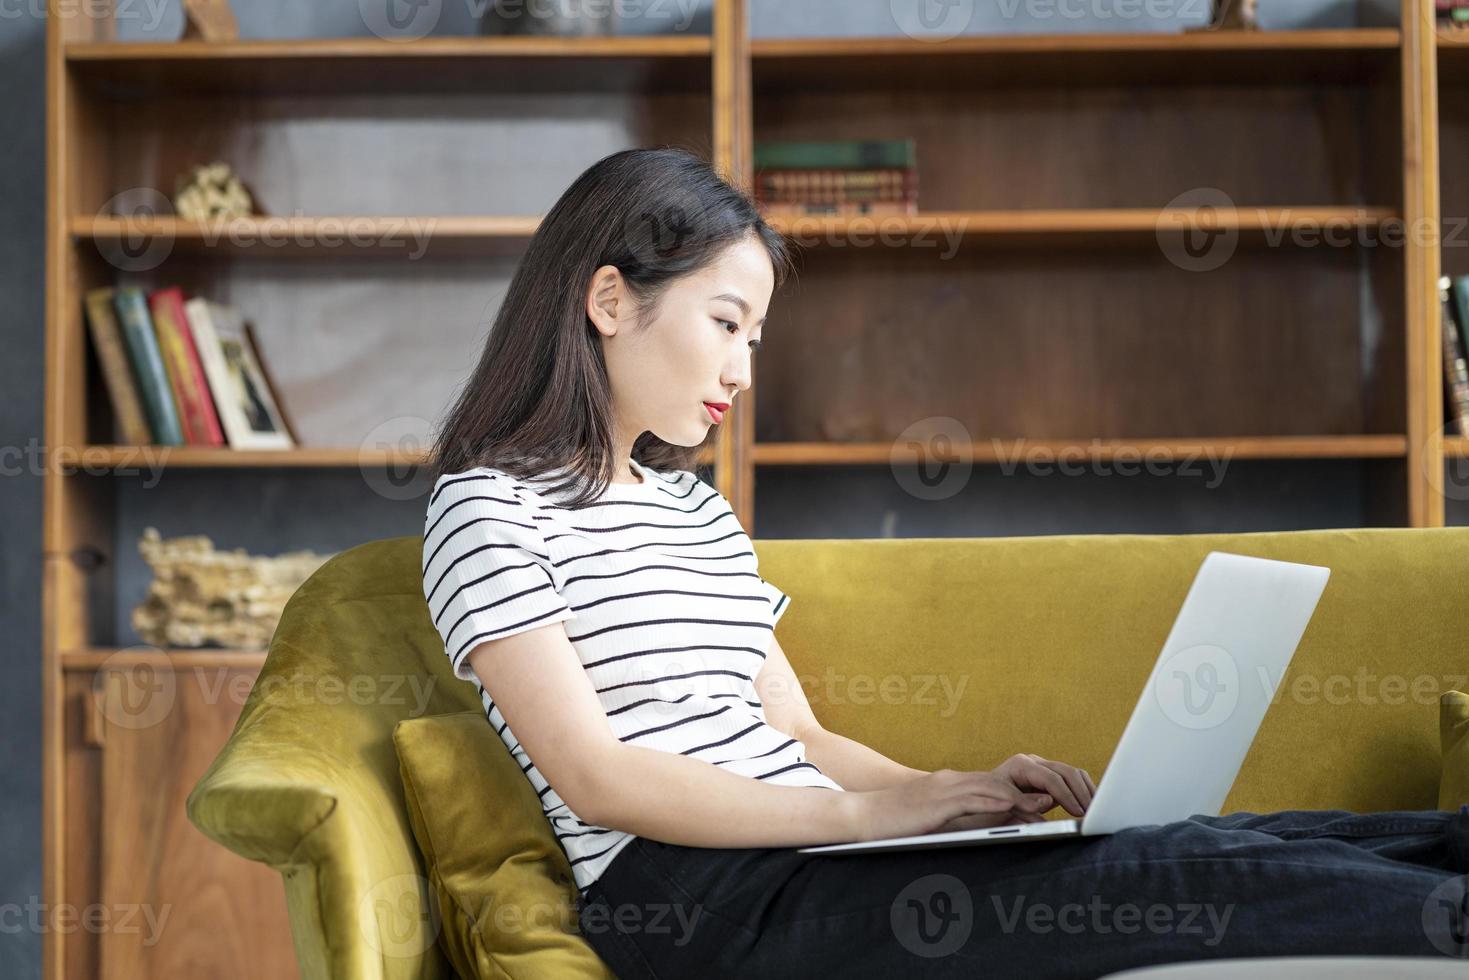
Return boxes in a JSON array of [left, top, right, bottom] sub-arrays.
[[1404, 0, 1445, 526]]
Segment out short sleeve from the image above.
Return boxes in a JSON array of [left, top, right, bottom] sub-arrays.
[[422, 471, 576, 683], [698, 473, 792, 628], [759, 575, 792, 626]]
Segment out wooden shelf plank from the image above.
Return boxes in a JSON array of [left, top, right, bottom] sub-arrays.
[[64, 445, 721, 469], [72, 207, 1401, 257], [64, 36, 714, 97], [1446, 436, 1469, 457], [754, 436, 1409, 465], [62, 648, 269, 671], [72, 214, 543, 258], [763, 206, 1399, 247], [61, 439, 1406, 470], [753, 30, 1402, 88]]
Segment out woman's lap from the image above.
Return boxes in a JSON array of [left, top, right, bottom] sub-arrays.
[[575, 807, 1469, 979]]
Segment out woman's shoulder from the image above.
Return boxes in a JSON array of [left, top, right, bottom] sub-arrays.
[[427, 465, 535, 517]]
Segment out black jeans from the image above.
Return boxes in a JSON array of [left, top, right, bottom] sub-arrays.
[[573, 806, 1469, 979]]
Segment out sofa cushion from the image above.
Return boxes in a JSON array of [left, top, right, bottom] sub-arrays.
[[392, 710, 615, 980], [1440, 691, 1469, 811]]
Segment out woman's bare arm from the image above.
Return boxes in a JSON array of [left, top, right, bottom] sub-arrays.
[[464, 621, 863, 847], [754, 634, 930, 792]]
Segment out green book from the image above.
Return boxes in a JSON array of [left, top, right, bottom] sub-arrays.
[[1450, 276, 1469, 365], [112, 286, 185, 446], [754, 139, 916, 170]]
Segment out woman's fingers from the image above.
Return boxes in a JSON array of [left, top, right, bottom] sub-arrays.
[[1018, 758, 1084, 816], [1039, 759, 1092, 810]]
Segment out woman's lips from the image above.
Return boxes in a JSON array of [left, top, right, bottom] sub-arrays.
[[704, 402, 725, 423]]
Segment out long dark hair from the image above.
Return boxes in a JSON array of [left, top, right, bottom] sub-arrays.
[[429, 146, 794, 509]]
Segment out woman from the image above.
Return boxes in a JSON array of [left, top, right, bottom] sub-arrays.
[[421, 147, 1469, 978]]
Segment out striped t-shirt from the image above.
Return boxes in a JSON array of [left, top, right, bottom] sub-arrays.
[[421, 455, 844, 895]]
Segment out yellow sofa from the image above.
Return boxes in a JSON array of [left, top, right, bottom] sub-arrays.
[[187, 526, 1469, 979]]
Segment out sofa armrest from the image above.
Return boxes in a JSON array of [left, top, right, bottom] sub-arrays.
[[186, 655, 456, 980]]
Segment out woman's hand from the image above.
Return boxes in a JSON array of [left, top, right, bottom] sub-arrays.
[[992, 752, 1096, 817], [930, 753, 1097, 834], [850, 768, 1056, 842]]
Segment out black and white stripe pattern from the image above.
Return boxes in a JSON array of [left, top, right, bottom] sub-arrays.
[[422, 457, 842, 896]]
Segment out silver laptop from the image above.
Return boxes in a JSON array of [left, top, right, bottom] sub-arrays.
[[798, 551, 1331, 855]]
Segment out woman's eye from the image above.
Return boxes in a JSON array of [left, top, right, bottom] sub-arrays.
[[719, 319, 738, 334]]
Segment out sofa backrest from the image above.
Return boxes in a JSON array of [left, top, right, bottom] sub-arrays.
[[755, 527, 1469, 814]]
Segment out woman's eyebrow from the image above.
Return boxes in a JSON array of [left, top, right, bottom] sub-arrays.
[[711, 292, 767, 326]]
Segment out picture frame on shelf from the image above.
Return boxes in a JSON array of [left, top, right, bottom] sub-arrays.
[[184, 297, 295, 450]]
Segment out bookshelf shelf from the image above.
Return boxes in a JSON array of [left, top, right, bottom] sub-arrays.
[[1447, 436, 1469, 457], [64, 445, 722, 470], [60, 647, 268, 670], [72, 215, 545, 257], [74, 208, 1401, 256], [763, 207, 1400, 246], [64, 35, 714, 96], [751, 30, 1402, 88], [65, 439, 1407, 471], [752, 436, 1410, 466]]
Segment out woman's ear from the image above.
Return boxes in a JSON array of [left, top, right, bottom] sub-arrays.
[[586, 264, 627, 338]]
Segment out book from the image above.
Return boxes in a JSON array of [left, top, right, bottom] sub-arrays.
[[754, 139, 917, 170], [111, 286, 185, 446], [184, 297, 295, 450], [759, 200, 919, 218], [1451, 276, 1469, 361], [1439, 276, 1469, 435], [757, 168, 918, 204], [148, 286, 226, 446], [82, 287, 152, 445]]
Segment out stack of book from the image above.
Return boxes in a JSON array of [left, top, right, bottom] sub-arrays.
[[1437, 0, 1469, 26], [83, 286, 297, 449], [754, 139, 918, 218], [1439, 275, 1469, 436]]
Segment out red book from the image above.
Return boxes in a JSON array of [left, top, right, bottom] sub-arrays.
[[147, 286, 226, 446]]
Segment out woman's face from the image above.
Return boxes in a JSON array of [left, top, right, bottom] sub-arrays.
[[588, 232, 774, 450]]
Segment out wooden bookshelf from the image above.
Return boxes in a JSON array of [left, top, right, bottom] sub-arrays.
[[44, 7, 742, 980], [41, 0, 1468, 978]]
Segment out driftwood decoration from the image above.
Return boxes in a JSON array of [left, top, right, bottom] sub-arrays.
[[181, 0, 239, 42], [172, 160, 257, 221], [130, 527, 333, 649]]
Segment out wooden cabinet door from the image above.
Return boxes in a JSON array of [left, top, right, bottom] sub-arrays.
[[96, 663, 299, 980]]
